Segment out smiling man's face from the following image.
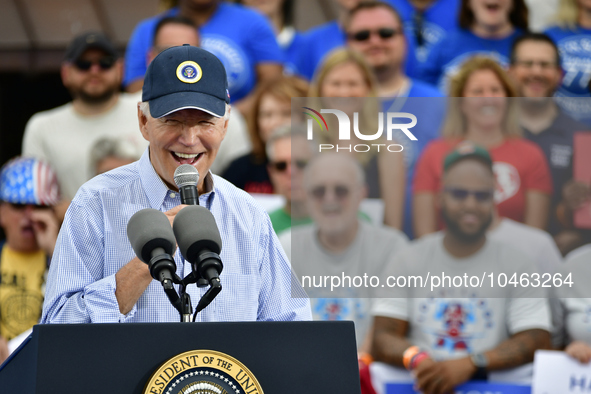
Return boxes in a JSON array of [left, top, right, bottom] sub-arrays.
[[138, 106, 228, 192]]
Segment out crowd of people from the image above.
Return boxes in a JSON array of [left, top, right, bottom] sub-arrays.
[[1, 0, 591, 392]]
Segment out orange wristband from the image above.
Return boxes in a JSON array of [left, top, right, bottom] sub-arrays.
[[402, 346, 420, 369], [358, 352, 374, 366]]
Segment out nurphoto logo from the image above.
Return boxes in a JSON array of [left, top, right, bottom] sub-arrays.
[[303, 107, 417, 153]]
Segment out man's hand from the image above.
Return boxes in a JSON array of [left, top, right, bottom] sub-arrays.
[[562, 180, 590, 211], [0, 336, 9, 364], [30, 208, 60, 256], [566, 341, 591, 364], [414, 357, 476, 394], [115, 204, 187, 315], [164, 204, 187, 227]]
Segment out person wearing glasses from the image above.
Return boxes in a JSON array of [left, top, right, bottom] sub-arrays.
[[0, 157, 60, 363], [507, 33, 591, 256], [413, 56, 553, 238], [371, 146, 551, 394], [344, 0, 445, 238], [22, 32, 148, 221], [142, 16, 250, 176], [222, 76, 308, 194], [282, 152, 408, 352], [266, 125, 314, 236]]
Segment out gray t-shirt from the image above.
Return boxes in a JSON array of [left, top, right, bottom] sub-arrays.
[[285, 221, 409, 348], [373, 232, 551, 360]]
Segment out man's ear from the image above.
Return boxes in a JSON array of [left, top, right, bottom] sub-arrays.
[[115, 59, 124, 83], [60, 64, 71, 89], [137, 105, 150, 141], [221, 106, 231, 139], [436, 189, 444, 210]]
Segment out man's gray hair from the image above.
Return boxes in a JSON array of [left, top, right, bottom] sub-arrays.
[[90, 137, 141, 175], [265, 123, 317, 161], [138, 101, 231, 121]]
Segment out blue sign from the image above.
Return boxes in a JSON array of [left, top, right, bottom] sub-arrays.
[[386, 382, 531, 394]]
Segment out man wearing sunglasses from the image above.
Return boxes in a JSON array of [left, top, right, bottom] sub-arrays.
[[284, 153, 408, 352], [22, 32, 148, 221], [371, 145, 551, 394], [345, 0, 444, 240], [266, 125, 314, 236], [0, 157, 60, 363]]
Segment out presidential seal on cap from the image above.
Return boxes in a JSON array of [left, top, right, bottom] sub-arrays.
[[176, 61, 202, 84], [142, 45, 230, 119]]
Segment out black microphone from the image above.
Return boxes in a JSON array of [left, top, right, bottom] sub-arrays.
[[174, 164, 199, 205], [127, 208, 178, 290], [173, 205, 223, 314]]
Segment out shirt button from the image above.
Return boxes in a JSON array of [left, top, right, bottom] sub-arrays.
[[169, 193, 176, 198]]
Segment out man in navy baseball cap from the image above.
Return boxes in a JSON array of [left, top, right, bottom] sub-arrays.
[[138, 44, 231, 193], [42, 44, 311, 326], [143, 44, 230, 119]]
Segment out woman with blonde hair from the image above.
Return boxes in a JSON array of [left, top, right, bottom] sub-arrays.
[[308, 48, 406, 230], [222, 75, 309, 194], [544, 0, 591, 123], [413, 56, 553, 237]]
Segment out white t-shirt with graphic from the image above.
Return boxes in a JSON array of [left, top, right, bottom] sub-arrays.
[[285, 221, 408, 349], [373, 232, 551, 360]]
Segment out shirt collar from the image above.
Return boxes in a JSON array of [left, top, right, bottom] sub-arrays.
[[138, 148, 217, 209]]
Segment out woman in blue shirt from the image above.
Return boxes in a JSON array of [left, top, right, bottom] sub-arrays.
[[419, 0, 528, 92], [545, 0, 591, 124]]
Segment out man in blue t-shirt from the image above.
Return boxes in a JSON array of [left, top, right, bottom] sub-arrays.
[[294, 0, 364, 81], [508, 33, 590, 253], [123, 0, 283, 115], [384, 0, 461, 79], [345, 0, 444, 238]]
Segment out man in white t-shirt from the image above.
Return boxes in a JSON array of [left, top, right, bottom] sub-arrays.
[[22, 32, 148, 219], [372, 143, 551, 393], [488, 213, 565, 348], [283, 153, 408, 351]]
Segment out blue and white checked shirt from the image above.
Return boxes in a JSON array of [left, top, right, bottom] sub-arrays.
[[41, 150, 311, 323]]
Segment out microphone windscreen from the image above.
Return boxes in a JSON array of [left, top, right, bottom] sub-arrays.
[[173, 206, 222, 261], [127, 208, 177, 262], [174, 164, 199, 188]]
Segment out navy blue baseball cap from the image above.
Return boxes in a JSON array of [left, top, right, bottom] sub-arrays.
[[142, 44, 230, 119]]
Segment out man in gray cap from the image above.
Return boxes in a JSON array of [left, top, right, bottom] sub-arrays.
[[22, 32, 147, 220], [42, 45, 311, 324]]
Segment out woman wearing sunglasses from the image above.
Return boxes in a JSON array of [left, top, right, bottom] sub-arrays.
[[413, 56, 553, 237], [418, 0, 529, 92], [308, 48, 406, 230], [222, 76, 309, 194]]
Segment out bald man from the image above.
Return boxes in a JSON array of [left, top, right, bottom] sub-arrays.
[[281, 152, 408, 351]]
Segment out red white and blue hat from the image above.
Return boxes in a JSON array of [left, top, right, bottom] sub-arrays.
[[0, 157, 60, 206]]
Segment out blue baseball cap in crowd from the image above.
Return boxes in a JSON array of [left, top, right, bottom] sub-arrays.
[[142, 44, 230, 119], [0, 157, 60, 206]]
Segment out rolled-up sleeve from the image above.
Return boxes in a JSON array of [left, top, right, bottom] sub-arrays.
[[41, 197, 133, 324]]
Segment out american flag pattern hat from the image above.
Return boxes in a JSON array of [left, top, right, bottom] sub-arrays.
[[0, 157, 60, 206]]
